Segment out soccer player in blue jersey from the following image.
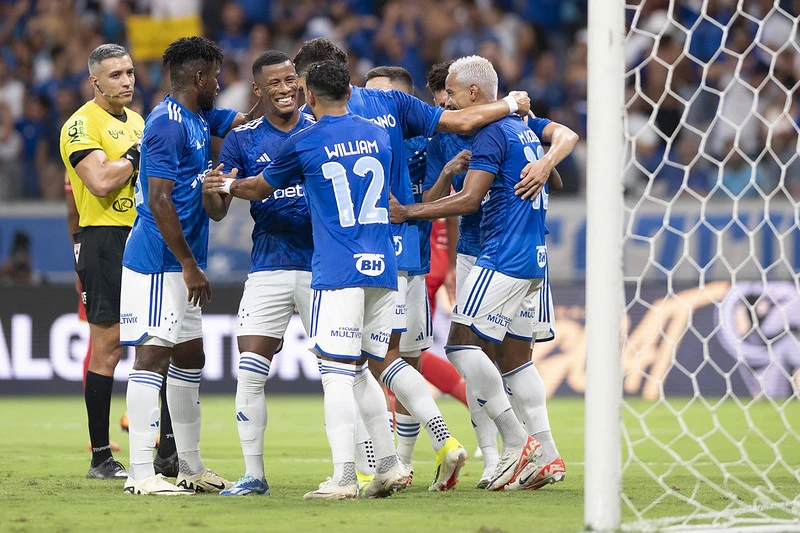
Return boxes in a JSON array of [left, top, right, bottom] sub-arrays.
[[118, 36, 260, 496], [199, 50, 313, 497], [364, 66, 435, 482], [291, 37, 531, 491], [390, 56, 577, 491], [205, 60, 408, 500], [423, 59, 579, 489]]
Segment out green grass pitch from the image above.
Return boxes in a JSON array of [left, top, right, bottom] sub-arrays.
[[0, 395, 797, 532]]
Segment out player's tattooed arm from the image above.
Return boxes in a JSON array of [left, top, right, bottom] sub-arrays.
[[435, 91, 530, 134], [421, 149, 471, 203]]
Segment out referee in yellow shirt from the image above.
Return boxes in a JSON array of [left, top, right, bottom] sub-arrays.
[[59, 44, 176, 479]]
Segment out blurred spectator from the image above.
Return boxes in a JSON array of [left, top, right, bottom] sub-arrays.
[[216, 60, 254, 113], [0, 230, 40, 285]]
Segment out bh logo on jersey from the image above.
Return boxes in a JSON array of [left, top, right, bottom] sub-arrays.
[[355, 253, 385, 276], [537, 245, 547, 268]]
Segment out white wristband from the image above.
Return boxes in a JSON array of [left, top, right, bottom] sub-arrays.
[[220, 177, 235, 195], [503, 94, 518, 115]]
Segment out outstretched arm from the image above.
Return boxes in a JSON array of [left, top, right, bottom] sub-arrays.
[[436, 92, 531, 134], [391, 169, 493, 222], [204, 167, 277, 201]]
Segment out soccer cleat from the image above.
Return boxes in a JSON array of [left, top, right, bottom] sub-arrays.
[[123, 474, 194, 495], [176, 469, 233, 493], [86, 457, 128, 479], [400, 461, 414, 487], [356, 470, 374, 493], [360, 464, 408, 499], [303, 478, 358, 500], [508, 456, 566, 491], [219, 475, 270, 496], [153, 451, 179, 478], [120, 412, 129, 432], [86, 441, 122, 452], [485, 435, 542, 491], [476, 459, 498, 489], [429, 437, 468, 491]]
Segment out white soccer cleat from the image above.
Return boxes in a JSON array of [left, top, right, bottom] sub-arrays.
[[123, 474, 194, 495], [485, 436, 542, 491], [476, 459, 499, 489], [506, 456, 566, 491], [303, 478, 358, 500], [360, 463, 408, 499], [176, 468, 233, 493]]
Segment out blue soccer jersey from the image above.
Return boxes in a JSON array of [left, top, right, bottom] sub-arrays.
[[346, 86, 443, 272], [262, 113, 397, 291], [219, 113, 315, 273], [405, 135, 431, 276], [124, 97, 237, 273], [470, 115, 549, 280], [426, 117, 553, 259]]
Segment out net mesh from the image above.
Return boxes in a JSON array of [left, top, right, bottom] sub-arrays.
[[620, 1, 800, 530]]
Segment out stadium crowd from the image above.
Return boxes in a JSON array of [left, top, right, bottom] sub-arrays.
[[2, 0, 799, 203]]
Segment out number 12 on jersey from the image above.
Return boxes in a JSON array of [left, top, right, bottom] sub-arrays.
[[322, 155, 389, 228]]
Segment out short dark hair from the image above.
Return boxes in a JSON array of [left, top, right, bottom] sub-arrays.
[[365, 66, 413, 93], [88, 44, 129, 73], [293, 38, 347, 77], [252, 50, 292, 77], [426, 60, 454, 93], [306, 60, 350, 101], [162, 36, 224, 90]]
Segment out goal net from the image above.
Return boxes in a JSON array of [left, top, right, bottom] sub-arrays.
[[610, 1, 800, 530]]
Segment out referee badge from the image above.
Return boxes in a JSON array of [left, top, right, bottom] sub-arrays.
[[73, 242, 81, 264]]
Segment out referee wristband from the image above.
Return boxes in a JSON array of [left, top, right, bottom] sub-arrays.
[[220, 178, 235, 195], [503, 94, 518, 115]]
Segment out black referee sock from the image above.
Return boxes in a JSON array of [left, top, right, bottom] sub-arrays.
[[156, 377, 177, 459], [85, 371, 114, 467]]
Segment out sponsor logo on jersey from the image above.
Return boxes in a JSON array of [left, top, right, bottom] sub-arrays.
[[393, 236, 403, 256], [256, 153, 271, 164], [267, 183, 304, 201], [354, 253, 385, 276], [113, 197, 134, 212], [537, 245, 547, 268], [120, 313, 138, 324]]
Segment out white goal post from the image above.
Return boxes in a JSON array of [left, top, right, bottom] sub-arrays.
[[585, 0, 800, 531]]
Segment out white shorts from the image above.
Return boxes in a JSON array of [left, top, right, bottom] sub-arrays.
[[309, 287, 395, 361], [399, 274, 434, 355], [236, 270, 312, 338], [391, 272, 409, 333], [119, 268, 203, 347], [452, 265, 542, 343], [530, 266, 555, 343], [454, 253, 477, 308]]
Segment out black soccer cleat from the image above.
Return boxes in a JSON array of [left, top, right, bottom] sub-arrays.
[[87, 457, 128, 479], [154, 451, 179, 478]]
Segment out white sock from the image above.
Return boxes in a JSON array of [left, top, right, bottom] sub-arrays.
[[504, 379, 527, 431], [467, 383, 499, 467], [166, 365, 204, 475], [353, 364, 398, 470], [380, 358, 450, 451], [354, 415, 375, 476], [319, 360, 357, 486], [127, 370, 162, 480], [394, 413, 419, 466], [446, 345, 527, 448], [503, 362, 559, 461], [236, 351, 270, 479]]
